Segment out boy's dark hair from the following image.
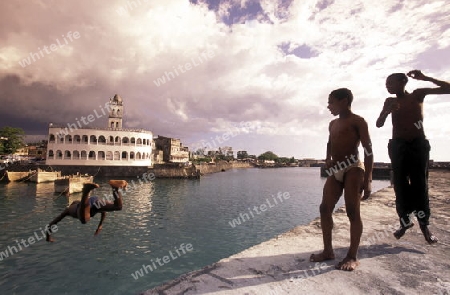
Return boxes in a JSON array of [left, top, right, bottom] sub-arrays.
[[330, 88, 353, 106], [388, 73, 408, 84]]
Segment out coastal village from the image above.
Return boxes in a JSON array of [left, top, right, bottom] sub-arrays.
[[1, 94, 449, 184]]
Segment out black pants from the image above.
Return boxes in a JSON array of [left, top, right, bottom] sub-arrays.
[[388, 138, 431, 226]]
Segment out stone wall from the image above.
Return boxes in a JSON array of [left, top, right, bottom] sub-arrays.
[[0, 161, 253, 180], [151, 163, 200, 179], [196, 161, 253, 175]]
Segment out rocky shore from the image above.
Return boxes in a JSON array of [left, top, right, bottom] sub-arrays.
[[142, 170, 450, 295]]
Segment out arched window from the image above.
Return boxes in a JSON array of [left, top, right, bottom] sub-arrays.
[[114, 151, 120, 160], [121, 151, 128, 160], [131, 137, 136, 145], [74, 135, 81, 143], [90, 135, 97, 144], [137, 138, 142, 145], [73, 151, 80, 160], [65, 135, 72, 143], [106, 151, 113, 160], [56, 150, 63, 159], [64, 150, 71, 159], [136, 152, 141, 160], [49, 134, 56, 143], [122, 137, 129, 145], [88, 151, 96, 160], [130, 152, 135, 160], [109, 136, 114, 145], [82, 135, 88, 144], [81, 150, 87, 159], [98, 151, 105, 160], [98, 136, 106, 144], [48, 150, 54, 159], [115, 136, 121, 144]]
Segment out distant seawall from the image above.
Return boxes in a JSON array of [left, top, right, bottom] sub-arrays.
[[320, 166, 392, 180], [0, 162, 253, 181], [151, 162, 252, 178], [197, 161, 252, 175]]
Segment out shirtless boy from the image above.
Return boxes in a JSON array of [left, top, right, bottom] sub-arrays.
[[46, 180, 127, 242], [310, 88, 373, 271], [376, 70, 450, 244]]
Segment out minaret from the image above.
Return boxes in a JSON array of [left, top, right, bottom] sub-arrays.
[[108, 94, 124, 129]]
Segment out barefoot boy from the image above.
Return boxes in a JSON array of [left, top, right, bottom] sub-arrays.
[[310, 88, 373, 271], [46, 180, 127, 242], [376, 70, 450, 244]]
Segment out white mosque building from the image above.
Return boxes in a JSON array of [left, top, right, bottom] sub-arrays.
[[46, 94, 153, 166]]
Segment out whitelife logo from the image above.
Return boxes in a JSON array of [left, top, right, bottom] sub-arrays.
[[18, 31, 81, 68]]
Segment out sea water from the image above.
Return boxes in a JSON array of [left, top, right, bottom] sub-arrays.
[[0, 167, 389, 294]]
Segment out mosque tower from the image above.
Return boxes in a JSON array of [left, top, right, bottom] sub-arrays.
[[108, 94, 123, 129]]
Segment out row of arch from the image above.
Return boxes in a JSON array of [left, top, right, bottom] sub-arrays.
[[49, 134, 152, 146], [48, 150, 151, 161]]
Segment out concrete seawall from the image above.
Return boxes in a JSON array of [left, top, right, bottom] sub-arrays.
[[142, 170, 450, 295], [197, 162, 252, 174], [0, 162, 253, 180], [320, 166, 392, 180], [151, 162, 253, 178]]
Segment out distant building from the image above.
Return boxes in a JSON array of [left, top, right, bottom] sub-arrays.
[[154, 135, 189, 163], [27, 141, 47, 159], [298, 158, 321, 167], [220, 146, 234, 158], [46, 94, 153, 166]]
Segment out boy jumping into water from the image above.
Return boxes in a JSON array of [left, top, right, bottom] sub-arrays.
[[376, 70, 450, 244], [46, 180, 128, 242], [310, 88, 373, 271]]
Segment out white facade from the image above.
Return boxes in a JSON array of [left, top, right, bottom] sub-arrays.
[[46, 94, 153, 166]]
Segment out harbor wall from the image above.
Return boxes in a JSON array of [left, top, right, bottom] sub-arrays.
[[320, 166, 392, 180], [0, 161, 253, 181]]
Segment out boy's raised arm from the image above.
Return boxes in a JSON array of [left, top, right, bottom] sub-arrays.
[[408, 70, 450, 98]]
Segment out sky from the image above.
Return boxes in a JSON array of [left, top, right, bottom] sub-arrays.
[[0, 0, 449, 162]]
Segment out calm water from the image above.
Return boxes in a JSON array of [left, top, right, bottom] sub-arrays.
[[0, 168, 389, 295]]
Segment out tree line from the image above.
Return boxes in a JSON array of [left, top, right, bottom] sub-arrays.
[[0, 127, 25, 155]]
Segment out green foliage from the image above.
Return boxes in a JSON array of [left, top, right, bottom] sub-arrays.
[[237, 151, 248, 159], [194, 148, 205, 156], [257, 151, 278, 161], [0, 127, 25, 155], [276, 156, 297, 164], [192, 157, 212, 164]]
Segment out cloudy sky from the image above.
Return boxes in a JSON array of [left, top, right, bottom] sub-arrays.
[[1, 0, 449, 161]]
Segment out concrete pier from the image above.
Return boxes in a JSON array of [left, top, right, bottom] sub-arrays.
[[142, 170, 450, 295]]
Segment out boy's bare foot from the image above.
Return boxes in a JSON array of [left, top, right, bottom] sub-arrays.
[[393, 222, 414, 239], [46, 233, 54, 243], [109, 180, 128, 189], [82, 183, 100, 193], [419, 224, 438, 244], [336, 257, 359, 271], [310, 251, 335, 262]]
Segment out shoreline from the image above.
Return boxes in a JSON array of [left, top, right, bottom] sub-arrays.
[[141, 170, 450, 295], [0, 161, 253, 182]]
